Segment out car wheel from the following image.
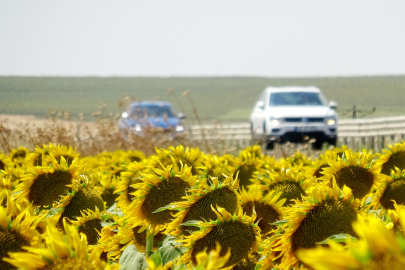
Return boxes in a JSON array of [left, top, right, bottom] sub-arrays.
[[328, 137, 338, 147]]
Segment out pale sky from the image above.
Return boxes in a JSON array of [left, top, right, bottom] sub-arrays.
[[0, 0, 404, 77]]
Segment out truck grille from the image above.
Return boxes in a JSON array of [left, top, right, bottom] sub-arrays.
[[283, 117, 324, 123]]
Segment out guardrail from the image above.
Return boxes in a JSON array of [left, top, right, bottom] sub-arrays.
[[189, 116, 405, 151]]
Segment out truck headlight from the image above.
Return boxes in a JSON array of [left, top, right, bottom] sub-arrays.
[[270, 117, 280, 126], [327, 118, 336, 125]]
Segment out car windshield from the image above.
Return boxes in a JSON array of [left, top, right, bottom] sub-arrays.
[[269, 92, 325, 106], [130, 105, 175, 118]]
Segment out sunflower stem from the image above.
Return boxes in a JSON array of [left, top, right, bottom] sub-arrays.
[[146, 225, 154, 253]]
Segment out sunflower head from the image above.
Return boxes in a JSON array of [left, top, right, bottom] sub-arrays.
[[377, 141, 405, 175], [5, 218, 118, 270], [49, 144, 80, 167], [14, 155, 81, 206], [55, 177, 105, 226], [9, 147, 30, 166], [268, 180, 359, 269], [151, 145, 203, 175], [0, 203, 41, 269], [253, 167, 314, 206], [124, 158, 197, 236], [95, 173, 120, 209], [0, 152, 13, 171], [321, 149, 383, 199], [166, 175, 239, 236], [71, 207, 103, 246], [235, 152, 264, 189], [180, 206, 261, 268], [239, 188, 285, 236], [197, 155, 235, 183], [371, 167, 405, 212]]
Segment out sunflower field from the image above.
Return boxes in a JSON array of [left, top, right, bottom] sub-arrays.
[[2, 142, 405, 270]]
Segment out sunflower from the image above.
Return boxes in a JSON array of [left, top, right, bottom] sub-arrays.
[[190, 242, 231, 270], [120, 150, 146, 163], [239, 145, 262, 158], [110, 219, 165, 258], [115, 161, 148, 209], [0, 204, 41, 269], [49, 144, 80, 167], [4, 218, 119, 270], [268, 180, 360, 269], [320, 149, 384, 199], [238, 188, 285, 236], [96, 173, 120, 209], [371, 167, 405, 212], [124, 158, 196, 236], [55, 178, 105, 226], [165, 175, 239, 236], [180, 206, 261, 268], [305, 152, 338, 180], [234, 152, 264, 189], [297, 214, 405, 270], [9, 146, 30, 166], [71, 207, 103, 245], [253, 167, 314, 206], [375, 141, 405, 175], [14, 155, 81, 206], [283, 151, 312, 167], [150, 145, 203, 175], [25, 144, 53, 167], [197, 155, 235, 183], [0, 152, 13, 171]]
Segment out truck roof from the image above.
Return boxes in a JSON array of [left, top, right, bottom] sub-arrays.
[[263, 86, 321, 93]]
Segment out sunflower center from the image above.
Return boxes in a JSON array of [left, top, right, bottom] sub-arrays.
[[28, 170, 73, 206], [43, 257, 95, 270], [314, 164, 329, 178], [181, 188, 238, 235], [380, 178, 405, 209], [0, 230, 28, 270], [12, 150, 26, 160], [269, 182, 305, 206], [191, 221, 256, 267], [79, 219, 103, 245], [129, 156, 141, 162], [366, 253, 405, 270], [132, 226, 165, 247], [0, 160, 5, 170], [59, 187, 105, 224], [334, 165, 374, 199], [291, 199, 357, 251], [239, 165, 257, 188], [101, 188, 119, 209], [243, 201, 279, 235], [141, 176, 190, 224], [381, 152, 405, 175]]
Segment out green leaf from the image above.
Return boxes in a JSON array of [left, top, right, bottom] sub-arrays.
[[316, 234, 357, 245], [152, 204, 173, 213], [270, 220, 289, 226], [119, 245, 149, 270], [149, 250, 162, 268], [159, 236, 186, 266], [180, 220, 202, 227]]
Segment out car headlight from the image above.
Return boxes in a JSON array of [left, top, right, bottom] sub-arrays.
[[270, 117, 280, 126], [326, 117, 337, 125], [131, 125, 142, 132], [175, 125, 184, 132]]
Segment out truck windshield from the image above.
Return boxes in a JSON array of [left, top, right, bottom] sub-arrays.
[[269, 92, 325, 106]]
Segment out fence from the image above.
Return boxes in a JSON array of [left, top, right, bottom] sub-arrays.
[[190, 116, 405, 151]]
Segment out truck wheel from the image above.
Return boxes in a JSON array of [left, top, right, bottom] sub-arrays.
[[312, 140, 324, 150]]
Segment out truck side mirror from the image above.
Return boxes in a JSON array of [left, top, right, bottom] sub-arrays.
[[257, 101, 265, 110], [329, 101, 338, 110]]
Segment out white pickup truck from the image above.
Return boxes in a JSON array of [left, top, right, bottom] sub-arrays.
[[250, 86, 338, 150]]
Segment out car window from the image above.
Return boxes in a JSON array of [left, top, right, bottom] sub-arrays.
[[130, 105, 175, 118], [269, 92, 325, 106]]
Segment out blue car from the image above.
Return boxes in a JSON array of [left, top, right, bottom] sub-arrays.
[[118, 101, 186, 138]]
